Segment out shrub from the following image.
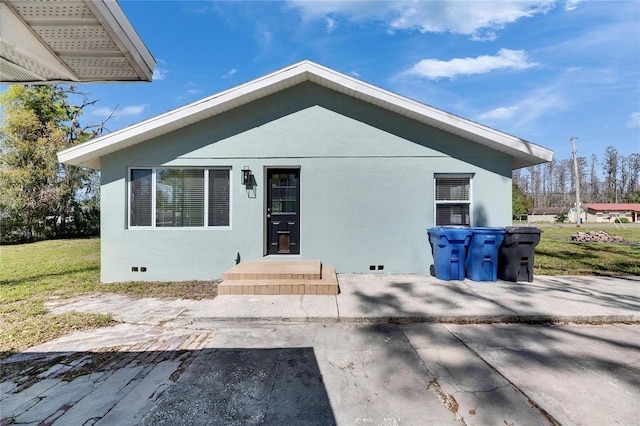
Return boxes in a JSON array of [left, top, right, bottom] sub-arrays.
[[555, 213, 568, 223]]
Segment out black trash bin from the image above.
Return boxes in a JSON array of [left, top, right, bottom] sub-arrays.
[[498, 227, 543, 282]]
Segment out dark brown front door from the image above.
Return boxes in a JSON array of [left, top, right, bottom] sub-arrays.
[[266, 169, 300, 254]]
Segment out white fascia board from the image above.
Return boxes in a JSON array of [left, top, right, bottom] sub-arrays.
[[86, 0, 156, 81], [58, 62, 312, 168], [306, 61, 553, 167], [58, 60, 553, 170]]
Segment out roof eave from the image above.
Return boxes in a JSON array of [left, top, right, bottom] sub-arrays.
[[304, 62, 553, 169], [85, 0, 156, 82], [58, 60, 553, 170], [1, 0, 155, 84]]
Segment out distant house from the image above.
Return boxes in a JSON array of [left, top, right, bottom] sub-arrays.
[[58, 61, 553, 282], [527, 207, 570, 223], [583, 203, 640, 223]]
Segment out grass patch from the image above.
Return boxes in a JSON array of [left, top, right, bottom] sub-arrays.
[[532, 223, 640, 276], [0, 238, 217, 357], [0, 310, 114, 358], [101, 280, 219, 300], [1, 238, 102, 303]]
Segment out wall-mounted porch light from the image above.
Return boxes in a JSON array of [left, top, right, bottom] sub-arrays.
[[242, 167, 252, 186]]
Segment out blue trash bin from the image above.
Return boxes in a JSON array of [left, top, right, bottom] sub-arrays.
[[428, 227, 472, 280], [465, 227, 505, 282]]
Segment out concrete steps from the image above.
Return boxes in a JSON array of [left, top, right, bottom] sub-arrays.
[[218, 260, 339, 295]]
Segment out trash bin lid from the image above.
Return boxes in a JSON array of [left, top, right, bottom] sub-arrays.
[[471, 227, 505, 234], [504, 226, 543, 234], [428, 227, 472, 240]]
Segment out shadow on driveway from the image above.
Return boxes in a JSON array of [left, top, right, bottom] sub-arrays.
[[1, 347, 336, 426]]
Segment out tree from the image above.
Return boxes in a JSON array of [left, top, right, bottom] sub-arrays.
[[512, 183, 532, 219], [626, 153, 640, 202], [603, 145, 619, 203], [0, 85, 104, 242], [588, 154, 601, 202], [526, 165, 543, 207], [513, 149, 639, 210], [554, 159, 570, 206], [555, 213, 568, 223]]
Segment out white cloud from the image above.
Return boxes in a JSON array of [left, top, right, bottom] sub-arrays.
[[478, 106, 520, 121], [92, 107, 111, 116], [222, 68, 237, 79], [176, 82, 203, 102], [119, 105, 147, 116], [627, 112, 640, 128], [407, 49, 537, 79], [177, 88, 203, 102], [92, 104, 148, 120], [477, 86, 567, 128], [325, 17, 336, 33], [255, 24, 272, 48], [152, 67, 167, 81], [565, 0, 583, 11], [288, 1, 554, 40]]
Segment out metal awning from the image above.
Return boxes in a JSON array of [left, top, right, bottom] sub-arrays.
[[0, 0, 155, 83]]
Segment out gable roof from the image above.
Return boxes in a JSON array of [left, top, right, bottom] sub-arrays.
[[58, 60, 553, 170], [1, 0, 155, 83], [528, 207, 570, 215]]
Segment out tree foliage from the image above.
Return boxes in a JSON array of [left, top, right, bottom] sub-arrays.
[[511, 182, 532, 218], [0, 85, 103, 242]]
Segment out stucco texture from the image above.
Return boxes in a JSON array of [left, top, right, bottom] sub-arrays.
[[99, 82, 512, 282]]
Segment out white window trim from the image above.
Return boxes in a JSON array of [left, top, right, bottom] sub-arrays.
[[433, 173, 473, 227], [128, 167, 232, 230]]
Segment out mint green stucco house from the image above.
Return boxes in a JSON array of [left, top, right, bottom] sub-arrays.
[[58, 61, 553, 282]]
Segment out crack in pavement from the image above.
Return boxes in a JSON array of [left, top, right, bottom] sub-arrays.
[[397, 327, 467, 425], [442, 325, 560, 426]]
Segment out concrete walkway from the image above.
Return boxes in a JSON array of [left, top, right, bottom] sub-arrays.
[[1, 274, 639, 425], [44, 274, 640, 326]]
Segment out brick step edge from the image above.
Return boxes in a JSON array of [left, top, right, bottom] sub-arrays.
[[219, 266, 338, 295]]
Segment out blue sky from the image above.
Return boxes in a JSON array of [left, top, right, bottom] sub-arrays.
[[83, 0, 639, 164]]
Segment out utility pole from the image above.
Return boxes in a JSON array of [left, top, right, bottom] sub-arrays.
[[571, 136, 581, 227]]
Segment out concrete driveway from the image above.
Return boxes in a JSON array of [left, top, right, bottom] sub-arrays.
[[1, 275, 639, 425]]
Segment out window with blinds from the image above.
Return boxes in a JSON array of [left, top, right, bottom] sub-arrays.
[[208, 169, 230, 227], [129, 168, 231, 228], [435, 175, 471, 226], [130, 169, 152, 226], [156, 169, 205, 227]]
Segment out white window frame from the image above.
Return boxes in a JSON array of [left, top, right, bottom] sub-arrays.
[[128, 167, 232, 229], [433, 173, 473, 227]]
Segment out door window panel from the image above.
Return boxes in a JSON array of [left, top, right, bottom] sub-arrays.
[[271, 173, 297, 214]]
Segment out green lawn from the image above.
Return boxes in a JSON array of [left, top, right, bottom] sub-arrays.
[[0, 238, 217, 357], [528, 223, 640, 276]]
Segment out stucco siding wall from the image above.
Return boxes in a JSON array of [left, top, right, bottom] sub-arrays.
[[99, 83, 512, 282]]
